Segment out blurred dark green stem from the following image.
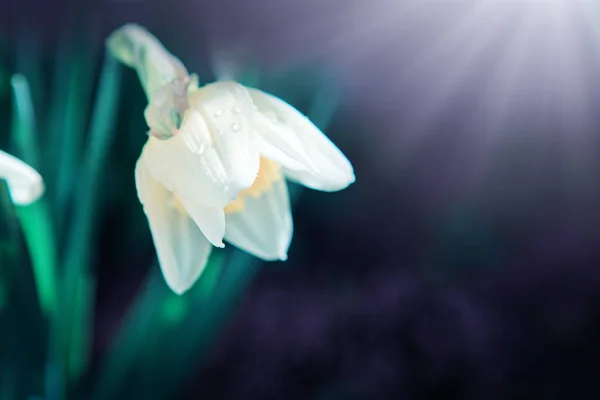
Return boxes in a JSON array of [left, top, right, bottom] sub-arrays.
[[14, 202, 59, 319], [58, 52, 121, 385], [10, 74, 58, 318], [10, 75, 40, 169], [52, 47, 95, 230]]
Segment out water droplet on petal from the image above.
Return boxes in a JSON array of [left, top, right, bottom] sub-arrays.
[[231, 122, 241, 132], [214, 109, 224, 118], [232, 106, 242, 114]]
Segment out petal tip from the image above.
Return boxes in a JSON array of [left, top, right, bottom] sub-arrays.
[[162, 269, 195, 295], [162, 263, 204, 295], [330, 162, 356, 191], [14, 176, 45, 206], [169, 283, 189, 296], [343, 171, 356, 188]]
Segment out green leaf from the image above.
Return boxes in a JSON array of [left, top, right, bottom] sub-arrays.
[[59, 52, 122, 384], [10, 74, 40, 169], [10, 74, 58, 319], [13, 201, 58, 318]]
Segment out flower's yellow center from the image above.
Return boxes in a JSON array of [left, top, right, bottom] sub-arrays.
[[224, 157, 281, 214], [171, 157, 281, 215]]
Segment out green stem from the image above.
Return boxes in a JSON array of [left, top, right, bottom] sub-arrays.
[[10, 74, 40, 169], [14, 202, 58, 318], [53, 47, 95, 231], [10, 74, 58, 318], [60, 52, 121, 383]]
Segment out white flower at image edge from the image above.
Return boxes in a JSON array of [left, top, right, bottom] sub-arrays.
[[0, 150, 44, 206], [135, 81, 355, 294]]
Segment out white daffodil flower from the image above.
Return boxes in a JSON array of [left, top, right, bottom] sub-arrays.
[[108, 24, 355, 294], [0, 149, 44, 206]]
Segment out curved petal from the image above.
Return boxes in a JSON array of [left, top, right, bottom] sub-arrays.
[[174, 193, 225, 248], [136, 153, 213, 294], [190, 81, 260, 192], [107, 24, 192, 138], [106, 24, 188, 95], [143, 111, 236, 208], [0, 150, 44, 205], [254, 112, 316, 172], [141, 137, 226, 247], [224, 178, 292, 261], [248, 88, 355, 192]]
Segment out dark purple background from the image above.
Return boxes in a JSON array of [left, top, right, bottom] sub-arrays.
[[4, 0, 600, 398]]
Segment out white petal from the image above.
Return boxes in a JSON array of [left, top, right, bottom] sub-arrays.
[[255, 134, 305, 171], [135, 154, 213, 294], [143, 111, 236, 208], [254, 112, 316, 172], [174, 192, 226, 248], [0, 150, 44, 205], [225, 178, 292, 261], [140, 137, 226, 247], [248, 88, 355, 192], [190, 81, 260, 192]]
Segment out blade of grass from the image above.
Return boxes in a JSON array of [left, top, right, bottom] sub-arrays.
[[10, 74, 40, 169], [67, 272, 95, 380], [53, 47, 96, 231], [10, 74, 58, 318], [14, 29, 44, 121], [59, 52, 121, 383], [44, 8, 90, 194], [45, 33, 74, 186], [13, 202, 58, 319]]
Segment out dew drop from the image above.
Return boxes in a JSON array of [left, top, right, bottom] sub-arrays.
[[214, 109, 224, 118], [232, 106, 242, 114], [231, 122, 241, 132]]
